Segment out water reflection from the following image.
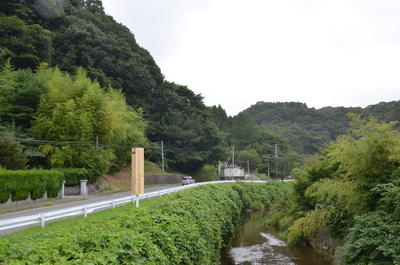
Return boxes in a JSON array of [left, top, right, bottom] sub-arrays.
[[221, 211, 325, 265]]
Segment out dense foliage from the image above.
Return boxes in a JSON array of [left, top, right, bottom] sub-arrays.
[[56, 168, 90, 186], [146, 82, 226, 173], [266, 116, 400, 264], [342, 182, 400, 265], [0, 129, 27, 170], [31, 67, 147, 176], [0, 61, 147, 178], [0, 169, 64, 203], [192, 165, 218, 182], [0, 61, 47, 129], [0, 182, 287, 264]]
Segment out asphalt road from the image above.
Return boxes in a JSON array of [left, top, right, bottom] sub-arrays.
[[0, 184, 180, 235]]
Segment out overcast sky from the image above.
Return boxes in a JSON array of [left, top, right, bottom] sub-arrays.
[[102, 0, 400, 116]]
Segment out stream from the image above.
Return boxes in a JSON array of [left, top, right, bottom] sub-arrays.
[[221, 211, 326, 265]]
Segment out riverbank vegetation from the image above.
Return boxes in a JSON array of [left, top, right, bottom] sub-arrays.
[[267, 115, 400, 264], [0, 182, 287, 264]]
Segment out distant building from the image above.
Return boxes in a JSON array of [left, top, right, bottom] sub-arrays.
[[220, 165, 247, 180]]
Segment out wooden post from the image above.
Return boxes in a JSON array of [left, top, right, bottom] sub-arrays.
[[131, 148, 144, 195]]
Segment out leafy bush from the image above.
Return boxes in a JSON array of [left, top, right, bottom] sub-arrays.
[[0, 130, 27, 170], [342, 183, 400, 265], [342, 212, 400, 265], [56, 168, 90, 186], [193, 165, 218, 182], [0, 182, 286, 264], [0, 169, 64, 202]]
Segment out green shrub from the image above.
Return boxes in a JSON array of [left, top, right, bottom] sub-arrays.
[[0, 182, 287, 264], [342, 183, 400, 265], [56, 168, 90, 186], [193, 165, 218, 182], [0, 191, 9, 203], [0, 131, 27, 170], [0, 169, 64, 202]]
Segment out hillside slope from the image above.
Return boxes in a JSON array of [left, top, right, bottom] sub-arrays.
[[243, 101, 400, 154]]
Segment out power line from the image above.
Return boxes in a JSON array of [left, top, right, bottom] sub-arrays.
[[0, 136, 90, 146], [0, 136, 136, 150]]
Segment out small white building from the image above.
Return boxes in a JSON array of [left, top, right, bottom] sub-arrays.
[[221, 166, 246, 180]]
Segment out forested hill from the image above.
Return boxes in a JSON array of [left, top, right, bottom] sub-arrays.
[[0, 0, 163, 108], [243, 101, 400, 154], [0, 0, 226, 173]]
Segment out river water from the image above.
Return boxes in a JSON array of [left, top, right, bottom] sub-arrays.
[[221, 211, 326, 265]]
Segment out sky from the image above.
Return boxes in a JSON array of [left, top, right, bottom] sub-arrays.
[[102, 0, 400, 116]]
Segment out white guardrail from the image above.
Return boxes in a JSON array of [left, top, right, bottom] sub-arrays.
[[0, 180, 270, 233]]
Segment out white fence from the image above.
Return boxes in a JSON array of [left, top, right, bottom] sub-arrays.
[[0, 180, 269, 233]]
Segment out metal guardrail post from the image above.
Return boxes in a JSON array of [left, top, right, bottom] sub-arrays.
[[39, 214, 45, 228], [61, 180, 65, 199], [83, 207, 88, 217]]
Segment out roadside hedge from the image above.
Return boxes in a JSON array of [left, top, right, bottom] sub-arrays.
[[0, 169, 64, 203], [0, 182, 287, 264], [56, 168, 90, 186]]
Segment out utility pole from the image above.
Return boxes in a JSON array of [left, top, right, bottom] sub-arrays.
[[247, 160, 250, 175], [161, 141, 165, 172], [267, 162, 270, 178], [274, 144, 278, 179], [232, 146, 235, 167]]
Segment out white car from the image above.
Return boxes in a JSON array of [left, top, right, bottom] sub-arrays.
[[182, 176, 195, 185]]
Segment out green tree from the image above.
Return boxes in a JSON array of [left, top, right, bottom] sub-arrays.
[[0, 130, 27, 170], [230, 113, 261, 149], [237, 150, 261, 171], [328, 114, 400, 209], [31, 67, 146, 179], [208, 105, 230, 131], [194, 165, 218, 182], [146, 82, 227, 173], [0, 62, 47, 129], [0, 15, 53, 69]]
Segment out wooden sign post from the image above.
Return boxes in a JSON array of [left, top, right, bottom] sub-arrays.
[[131, 148, 144, 195]]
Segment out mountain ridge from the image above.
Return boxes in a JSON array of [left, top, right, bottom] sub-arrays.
[[241, 100, 400, 154]]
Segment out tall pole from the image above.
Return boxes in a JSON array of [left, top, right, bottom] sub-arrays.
[[274, 144, 278, 179], [161, 141, 165, 172], [232, 146, 235, 167], [247, 160, 250, 174], [267, 162, 270, 178]]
